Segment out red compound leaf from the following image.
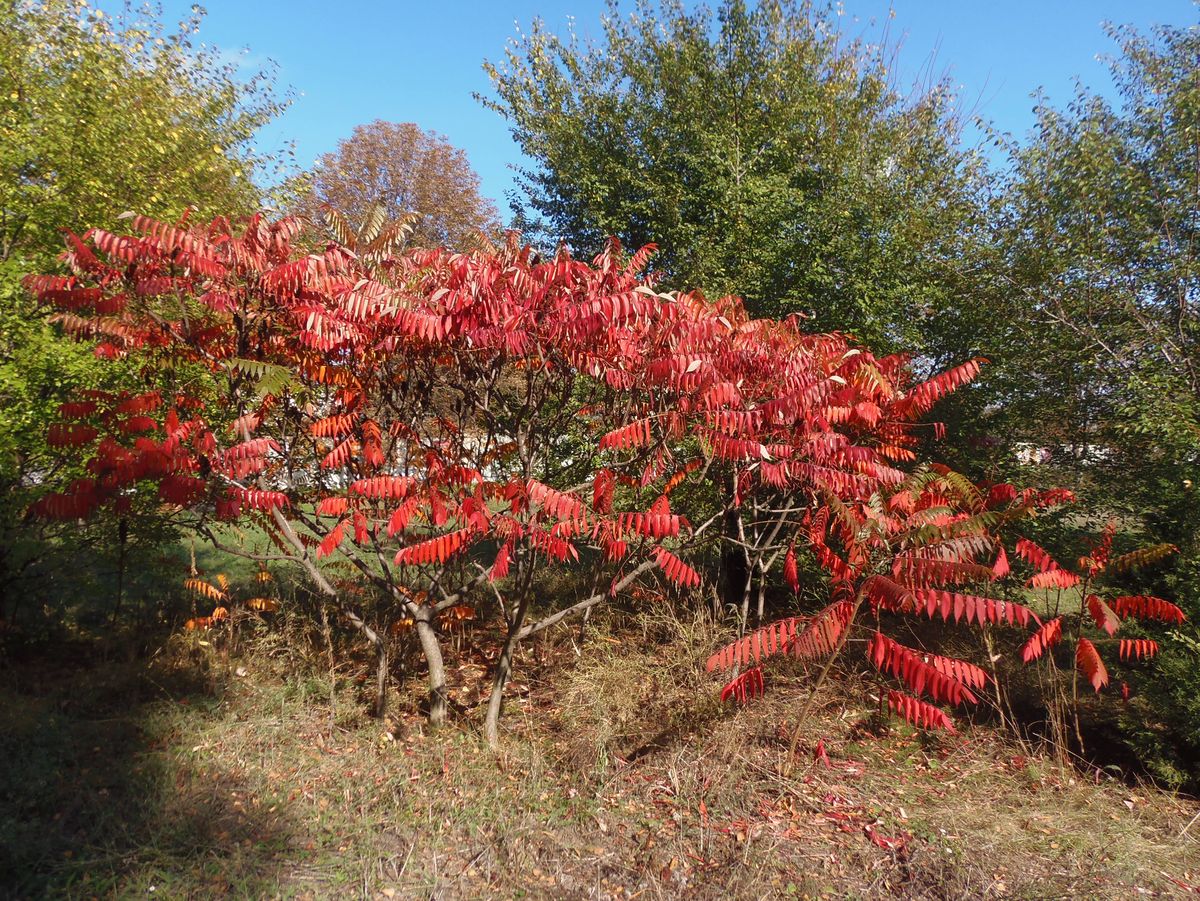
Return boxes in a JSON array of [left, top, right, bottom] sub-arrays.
[[47, 423, 99, 448], [652, 545, 701, 589], [58, 401, 99, 419], [393, 527, 475, 566], [1029, 569, 1080, 590], [489, 540, 513, 582], [385, 496, 424, 537], [1111, 596, 1186, 624], [526, 479, 587, 522], [909, 589, 1036, 628], [790, 600, 856, 659], [592, 468, 614, 514], [887, 690, 956, 732], [349, 476, 414, 500], [1076, 638, 1109, 692], [1080, 522, 1115, 576], [316, 520, 347, 559], [1087, 594, 1121, 637], [315, 496, 351, 517], [599, 418, 654, 452], [924, 652, 989, 691], [321, 436, 356, 470], [1015, 538, 1065, 572], [705, 616, 806, 673], [1021, 617, 1063, 664], [868, 632, 978, 706], [1118, 639, 1159, 661], [719, 666, 765, 705], [233, 488, 289, 511], [783, 542, 799, 594]]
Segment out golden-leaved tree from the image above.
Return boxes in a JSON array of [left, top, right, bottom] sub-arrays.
[[296, 120, 500, 250]]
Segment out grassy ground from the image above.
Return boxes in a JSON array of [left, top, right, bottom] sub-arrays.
[[2, 612, 1198, 899]]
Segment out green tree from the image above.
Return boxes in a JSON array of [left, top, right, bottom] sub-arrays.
[[985, 18, 1199, 560], [962, 19, 1200, 782], [483, 0, 985, 351], [0, 0, 288, 626]]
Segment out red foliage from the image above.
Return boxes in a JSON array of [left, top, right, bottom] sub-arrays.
[[1112, 595, 1186, 624], [868, 632, 979, 706], [887, 690, 956, 732], [789, 599, 856, 658], [394, 527, 475, 566], [704, 465, 1056, 731], [783, 542, 799, 594], [1021, 617, 1063, 664], [1086, 594, 1121, 637], [26, 212, 996, 730], [1118, 639, 1158, 661], [1015, 538, 1064, 574], [1075, 638, 1109, 693], [705, 616, 805, 673], [720, 667, 766, 704], [1029, 569, 1081, 590], [651, 546, 702, 589], [908, 589, 1036, 628]]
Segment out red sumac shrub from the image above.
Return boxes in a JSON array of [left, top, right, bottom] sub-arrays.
[[27, 213, 983, 740]]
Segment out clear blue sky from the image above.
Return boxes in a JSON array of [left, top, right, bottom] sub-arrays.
[[152, 1, 1197, 215]]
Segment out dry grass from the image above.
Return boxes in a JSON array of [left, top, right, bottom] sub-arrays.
[[2, 609, 1198, 899]]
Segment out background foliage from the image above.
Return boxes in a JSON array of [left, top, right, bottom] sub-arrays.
[[483, 0, 986, 355], [0, 0, 288, 627], [293, 120, 501, 250], [975, 20, 1200, 776]]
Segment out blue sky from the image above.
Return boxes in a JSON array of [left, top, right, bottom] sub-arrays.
[[151, 1, 1197, 214]]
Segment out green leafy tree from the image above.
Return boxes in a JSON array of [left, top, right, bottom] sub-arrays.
[[960, 18, 1200, 781], [483, 0, 985, 351], [983, 18, 1199, 570], [0, 0, 288, 625]]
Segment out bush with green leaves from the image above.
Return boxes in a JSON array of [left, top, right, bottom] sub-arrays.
[[0, 0, 288, 628]]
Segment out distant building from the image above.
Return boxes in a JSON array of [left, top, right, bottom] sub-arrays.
[[1014, 443, 1053, 465]]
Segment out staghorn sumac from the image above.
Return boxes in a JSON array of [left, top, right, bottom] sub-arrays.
[[1008, 522, 1186, 755], [28, 211, 989, 744]]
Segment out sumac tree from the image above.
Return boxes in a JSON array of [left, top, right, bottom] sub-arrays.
[[705, 469, 1058, 740], [26, 212, 982, 742], [1012, 523, 1185, 751], [705, 474, 1187, 760]]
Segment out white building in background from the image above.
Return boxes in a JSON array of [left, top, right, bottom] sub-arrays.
[[1013, 442, 1114, 466], [1014, 443, 1053, 465]]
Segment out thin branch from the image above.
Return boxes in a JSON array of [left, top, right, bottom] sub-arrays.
[[516, 559, 657, 639]]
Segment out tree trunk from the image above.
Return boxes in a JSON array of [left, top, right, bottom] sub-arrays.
[[484, 593, 532, 747], [374, 636, 389, 719], [719, 506, 747, 617], [320, 602, 337, 732], [111, 517, 128, 626], [414, 614, 448, 728]]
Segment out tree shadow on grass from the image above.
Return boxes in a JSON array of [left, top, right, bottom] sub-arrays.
[[0, 640, 297, 899]]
